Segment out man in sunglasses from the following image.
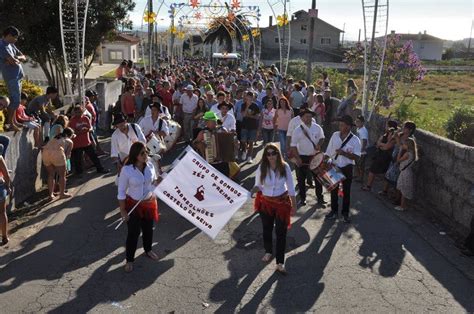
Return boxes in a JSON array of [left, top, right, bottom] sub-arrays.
[[0, 26, 26, 131]]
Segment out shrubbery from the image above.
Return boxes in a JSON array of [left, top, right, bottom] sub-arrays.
[[0, 80, 43, 99], [444, 106, 474, 146]]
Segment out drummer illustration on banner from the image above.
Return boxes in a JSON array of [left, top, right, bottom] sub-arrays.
[[324, 115, 361, 223], [289, 108, 325, 207], [110, 113, 146, 174]]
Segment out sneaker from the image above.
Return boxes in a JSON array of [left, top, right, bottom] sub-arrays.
[[325, 212, 337, 220], [342, 215, 351, 223], [394, 206, 405, 211], [241, 151, 247, 161], [247, 157, 253, 163], [317, 198, 327, 205]]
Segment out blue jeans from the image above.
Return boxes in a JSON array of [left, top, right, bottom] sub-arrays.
[[278, 130, 287, 156], [6, 79, 22, 109], [0, 135, 10, 158]]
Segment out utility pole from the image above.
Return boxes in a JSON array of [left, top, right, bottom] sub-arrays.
[[148, 0, 153, 72], [341, 23, 345, 47], [467, 20, 473, 55], [358, 28, 361, 42], [305, 2, 317, 83]]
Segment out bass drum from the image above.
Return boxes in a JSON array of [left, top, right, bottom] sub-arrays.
[[164, 120, 182, 151]]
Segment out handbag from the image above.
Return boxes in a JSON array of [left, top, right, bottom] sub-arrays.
[[384, 161, 400, 184]]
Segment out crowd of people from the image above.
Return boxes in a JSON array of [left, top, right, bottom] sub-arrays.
[[1, 24, 471, 266]]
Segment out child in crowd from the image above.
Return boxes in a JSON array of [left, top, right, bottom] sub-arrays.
[[395, 137, 418, 211], [42, 124, 72, 200], [17, 93, 42, 147], [355, 115, 368, 182]]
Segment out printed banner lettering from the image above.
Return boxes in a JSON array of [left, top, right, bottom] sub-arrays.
[[154, 147, 250, 239]]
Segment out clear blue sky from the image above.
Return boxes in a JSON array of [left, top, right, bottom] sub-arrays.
[[129, 0, 473, 41]]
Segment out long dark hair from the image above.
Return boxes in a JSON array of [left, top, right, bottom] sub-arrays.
[[125, 142, 147, 166], [259, 143, 287, 183]]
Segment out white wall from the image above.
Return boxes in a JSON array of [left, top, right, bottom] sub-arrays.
[[404, 39, 443, 61], [102, 43, 132, 63]]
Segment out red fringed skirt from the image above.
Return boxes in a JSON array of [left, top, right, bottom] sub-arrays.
[[254, 191, 292, 228], [126, 195, 159, 222]]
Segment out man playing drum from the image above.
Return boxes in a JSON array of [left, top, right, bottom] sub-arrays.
[[290, 108, 325, 207], [139, 102, 170, 140], [111, 113, 146, 173], [324, 115, 361, 223]]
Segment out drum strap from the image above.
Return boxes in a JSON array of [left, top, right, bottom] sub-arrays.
[[130, 123, 139, 138], [299, 125, 318, 151], [334, 133, 354, 160]]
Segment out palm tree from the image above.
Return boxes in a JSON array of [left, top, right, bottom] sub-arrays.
[[204, 14, 250, 52]]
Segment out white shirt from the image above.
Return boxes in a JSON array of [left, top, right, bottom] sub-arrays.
[[325, 131, 361, 168], [286, 116, 302, 138], [144, 104, 171, 120], [211, 104, 235, 117], [291, 122, 325, 156], [139, 116, 170, 137], [357, 126, 369, 155], [111, 123, 146, 161], [117, 162, 157, 201], [254, 163, 296, 197], [217, 112, 236, 131], [180, 93, 199, 113]]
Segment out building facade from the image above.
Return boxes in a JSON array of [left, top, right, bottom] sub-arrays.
[[100, 33, 140, 63], [259, 10, 343, 63]]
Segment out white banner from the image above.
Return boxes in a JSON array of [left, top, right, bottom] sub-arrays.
[[154, 147, 250, 239]]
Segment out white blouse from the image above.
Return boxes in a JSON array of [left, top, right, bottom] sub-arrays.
[[254, 163, 296, 197], [117, 162, 157, 201]]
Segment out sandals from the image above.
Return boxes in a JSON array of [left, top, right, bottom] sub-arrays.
[[124, 262, 133, 273], [275, 264, 287, 275], [361, 185, 372, 191], [145, 251, 159, 260], [261, 253, 272, 263]]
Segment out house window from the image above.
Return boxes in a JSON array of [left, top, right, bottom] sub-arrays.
[[300, 38, 307, 44], [420, 43, 425, 49], [320, 37, 331, 45], [109, 50, 123, 61], [274, 37, 280, 43], [301, 25, 307, 31], [132, 48, 136, 60]]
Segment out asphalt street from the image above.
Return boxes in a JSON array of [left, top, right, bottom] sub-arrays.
[[0, 140, 473, 313]]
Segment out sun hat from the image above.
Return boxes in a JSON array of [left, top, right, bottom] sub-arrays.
[[203, 111, 219, 121], [185, 84, 194, 91]]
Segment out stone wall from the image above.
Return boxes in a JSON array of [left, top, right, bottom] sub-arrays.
[[365, 113, 474, 234], [4, 129, 42, 208]]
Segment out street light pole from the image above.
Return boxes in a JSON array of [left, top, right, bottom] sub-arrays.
[[148, 0, 153, 72], [305, 2, 317, 83]]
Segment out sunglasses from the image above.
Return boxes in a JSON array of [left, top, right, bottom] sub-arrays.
[[266, 151, 278, 157]]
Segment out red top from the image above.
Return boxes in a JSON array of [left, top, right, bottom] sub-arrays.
[[16, 105, 34, 123], [69, 115, 92, 148], [85, 101, 97, 126], [158, 88, 174, 110]]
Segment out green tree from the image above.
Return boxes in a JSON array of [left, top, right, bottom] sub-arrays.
[[0, 0, 135, 92]]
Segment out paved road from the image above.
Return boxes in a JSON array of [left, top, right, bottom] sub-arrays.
[[0, 141, 473, 313]]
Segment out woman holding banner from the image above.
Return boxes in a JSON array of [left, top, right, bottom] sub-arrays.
[[253, 143, 297, 275], [118, 142, 160, 273]]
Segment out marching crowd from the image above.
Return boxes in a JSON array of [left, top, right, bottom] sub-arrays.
[[1, 24, 473, 269]]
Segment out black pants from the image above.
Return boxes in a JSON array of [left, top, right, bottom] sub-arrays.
[[465, 216, 474, 252], [71, 145, 103, 174], [260, 211, 287, 264], [126, 213, 154, 262], [296, 155, 323, 202], [330, 165, 353, 217]]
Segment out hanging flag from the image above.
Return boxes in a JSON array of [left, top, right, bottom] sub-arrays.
[[154, 147, 250, 239]]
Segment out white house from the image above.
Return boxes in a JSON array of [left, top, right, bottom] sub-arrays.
[[260, 10, 344, 62], [384, 31, 444, 61], [100, 33, 140, 63]]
